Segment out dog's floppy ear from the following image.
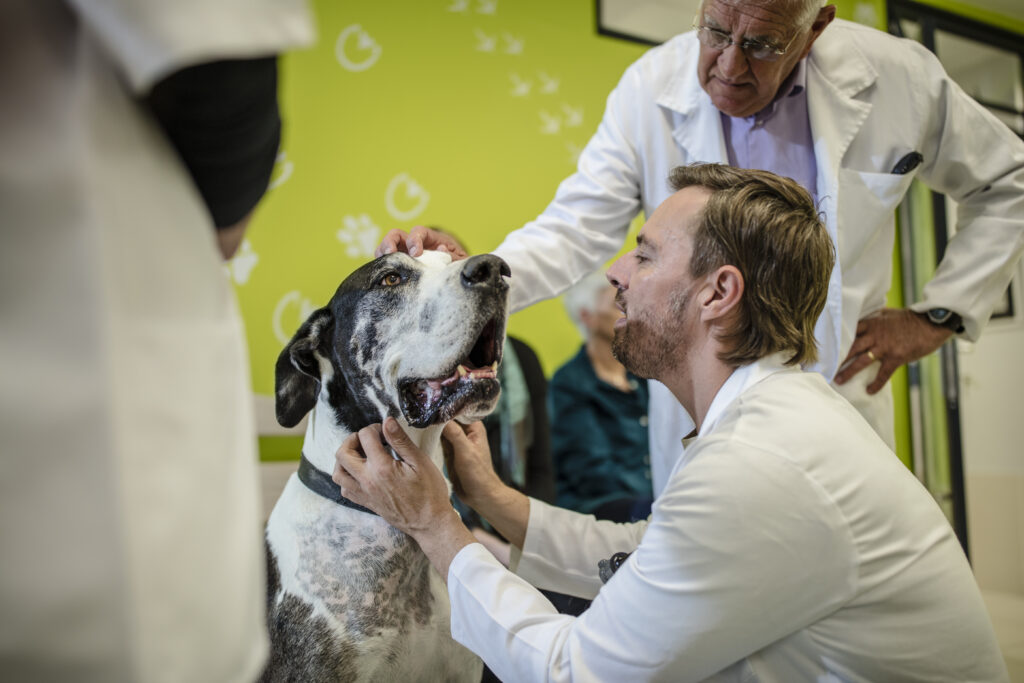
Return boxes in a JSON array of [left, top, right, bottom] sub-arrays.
[[275, 306, 334, 428]]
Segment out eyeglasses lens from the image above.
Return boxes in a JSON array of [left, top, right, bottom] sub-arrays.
[[696, 26, 783, 62]]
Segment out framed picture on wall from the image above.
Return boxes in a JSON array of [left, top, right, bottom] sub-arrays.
[[596, 0, 700, 45]]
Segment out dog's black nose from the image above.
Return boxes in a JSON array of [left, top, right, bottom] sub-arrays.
[[461, 254, 510, 289]]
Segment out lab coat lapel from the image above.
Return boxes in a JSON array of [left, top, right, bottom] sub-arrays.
[[658, 66, 728, 164], [806, 33, 877, 243]]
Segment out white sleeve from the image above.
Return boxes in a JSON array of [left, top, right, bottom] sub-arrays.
[[69, 0, 315, 93], [908, 45, 1024, 338], [513, 498, 648, 599], [493, 65, 646, 312], [448, 447, 857, 683]]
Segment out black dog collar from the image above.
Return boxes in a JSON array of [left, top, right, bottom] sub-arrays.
[[297, 454, 378, 516]]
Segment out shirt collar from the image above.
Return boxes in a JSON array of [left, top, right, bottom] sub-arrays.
[[783, 58, 808, 98], [698, 351, 797, 438], [749, 58, 808, 123]]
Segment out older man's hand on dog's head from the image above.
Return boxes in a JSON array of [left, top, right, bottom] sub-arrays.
[[333, 417, 478, 580], [376, 225, 469, 260]]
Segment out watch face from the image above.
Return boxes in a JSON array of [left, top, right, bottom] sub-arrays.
[[928, 308, 952, 324]]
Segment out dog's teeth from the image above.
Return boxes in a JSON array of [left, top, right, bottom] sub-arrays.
[[457, 365, 468, 377], [491, 361, 498, 372]]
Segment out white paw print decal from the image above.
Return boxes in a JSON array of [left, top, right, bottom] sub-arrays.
[[538, 71, 559, 94], [336, 213, 382, 259]]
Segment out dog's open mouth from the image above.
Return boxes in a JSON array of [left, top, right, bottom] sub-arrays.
[[399, 317, 504, 427]]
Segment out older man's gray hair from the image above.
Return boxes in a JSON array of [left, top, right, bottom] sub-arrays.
[[794, 0, 827, 27], [699, 0, 824, 29]]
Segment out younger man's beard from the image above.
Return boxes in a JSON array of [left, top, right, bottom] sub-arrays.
[[611, 285, 693, 379]]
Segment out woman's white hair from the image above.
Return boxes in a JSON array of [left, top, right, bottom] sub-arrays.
[[562, 270, 613, 340]]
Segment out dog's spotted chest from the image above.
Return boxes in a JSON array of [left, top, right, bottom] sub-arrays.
[[293, 513, 433, 639]]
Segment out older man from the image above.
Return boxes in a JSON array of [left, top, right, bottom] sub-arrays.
[[380, 0, 1024, 496], [342, 165, 1007, 682]]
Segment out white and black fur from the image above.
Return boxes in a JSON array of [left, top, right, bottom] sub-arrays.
[[262, 251, 510, 682]]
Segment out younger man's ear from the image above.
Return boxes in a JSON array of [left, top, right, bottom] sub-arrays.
[[700, 265, 744, 321]]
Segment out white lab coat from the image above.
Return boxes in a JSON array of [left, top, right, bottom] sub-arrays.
[[492, 19, 1024, 495], [447, 355, 1009, 682], [0, 2, 312, 681]]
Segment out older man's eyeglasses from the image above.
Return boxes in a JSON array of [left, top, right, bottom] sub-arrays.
[[693, 23, 800, 62]]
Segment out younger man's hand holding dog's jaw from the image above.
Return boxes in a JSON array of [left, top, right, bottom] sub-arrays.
[[442, 421, 530, 550], [334, 417, 529, 581]]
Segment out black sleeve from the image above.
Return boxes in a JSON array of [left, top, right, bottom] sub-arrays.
[[144, 56, 281, 229]]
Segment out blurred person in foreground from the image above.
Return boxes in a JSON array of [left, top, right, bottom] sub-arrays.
[[335, 165, 1007, 682], [0, 1, 312, 680]]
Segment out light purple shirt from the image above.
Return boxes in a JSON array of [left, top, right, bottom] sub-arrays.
[[721, 59, 818, 204]]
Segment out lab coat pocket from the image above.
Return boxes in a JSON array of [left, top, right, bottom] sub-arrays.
[[836, 169, 915, 266]]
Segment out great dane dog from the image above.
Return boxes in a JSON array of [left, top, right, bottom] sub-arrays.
[[261, 250, 509, 682]]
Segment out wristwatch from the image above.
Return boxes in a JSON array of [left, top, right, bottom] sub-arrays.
[[925, 308, 964, 333]]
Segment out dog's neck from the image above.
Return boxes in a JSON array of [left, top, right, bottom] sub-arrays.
[[301, 396, 447, 477]]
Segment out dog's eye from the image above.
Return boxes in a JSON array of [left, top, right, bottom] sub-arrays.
[[379, 273, 403, 287]]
